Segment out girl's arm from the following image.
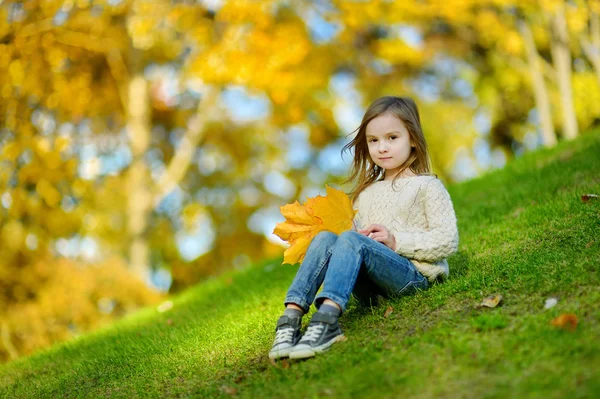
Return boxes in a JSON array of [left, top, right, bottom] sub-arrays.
[[392, 179, 459, 262]]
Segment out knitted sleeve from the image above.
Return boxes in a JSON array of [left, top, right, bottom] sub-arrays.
[[392, 179, 459, 261]]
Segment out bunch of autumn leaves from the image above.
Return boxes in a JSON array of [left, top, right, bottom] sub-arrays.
[[273, 186, 357, 265]]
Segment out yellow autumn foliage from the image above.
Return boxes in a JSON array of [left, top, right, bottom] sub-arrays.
[[273, 186, 357, 265], [0, 256, 164, 363]]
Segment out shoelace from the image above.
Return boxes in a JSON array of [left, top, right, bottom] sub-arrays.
[[300, 323, 324, 342], [274, 327, 295, 344]]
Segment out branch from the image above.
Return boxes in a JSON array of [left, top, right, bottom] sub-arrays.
[[106, 49, 130, 112], [53, 30, 128, 112], [17, 18, 55, 38], [153, 86, 221, 206], [9, 17, 129, 113], [52, 29, 107, 52], [581, 37, 600, 65], [507, 47, 556, 83]]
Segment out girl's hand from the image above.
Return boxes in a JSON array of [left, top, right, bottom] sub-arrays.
[[358, 224, 396, 251]]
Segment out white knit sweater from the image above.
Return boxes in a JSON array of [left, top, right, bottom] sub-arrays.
[[353, 175, 459, 282]]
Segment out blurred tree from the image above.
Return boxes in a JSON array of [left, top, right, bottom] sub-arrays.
[[0, 0, 324, 360], [0, 0, 361, 360], [348, 0, 594, 152], [1, 0, 599, 362], [0, 0, 337, 281]]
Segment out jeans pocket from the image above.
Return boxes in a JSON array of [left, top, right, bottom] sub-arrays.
[[397, 275, 429, 296]]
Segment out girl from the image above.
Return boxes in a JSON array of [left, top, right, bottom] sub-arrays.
[[269, 96, 459, 360]]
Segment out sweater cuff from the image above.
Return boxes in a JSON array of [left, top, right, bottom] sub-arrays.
[[393, 231, 415, 257]]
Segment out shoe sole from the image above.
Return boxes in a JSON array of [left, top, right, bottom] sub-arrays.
[[268, 345, 293, 360], [288, 334, 345, 359]]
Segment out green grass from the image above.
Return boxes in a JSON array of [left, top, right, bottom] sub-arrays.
[[2, 130, 600, 398]]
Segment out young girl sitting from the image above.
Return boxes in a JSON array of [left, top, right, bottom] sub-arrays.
[[269, 96, 459, 360]]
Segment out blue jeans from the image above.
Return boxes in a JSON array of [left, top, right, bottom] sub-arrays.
[[284, 230, 429, 314]]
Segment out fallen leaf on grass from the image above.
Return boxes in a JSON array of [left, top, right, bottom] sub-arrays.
[[581, 194, 599, 202], [383, 306, 394, 318], [544, 297, 558, 309], [273, 185, 357, 265], [479, 294, 503, 308], [157, 300, 173, 313], [550, 313, 578, 331], [221, 385, 238, 396]]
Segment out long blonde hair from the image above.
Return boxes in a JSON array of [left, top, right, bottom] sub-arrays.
[[342, 96, 434, 203]]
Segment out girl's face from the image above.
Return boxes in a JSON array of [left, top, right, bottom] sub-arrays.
[[365, 112, 414, 180]]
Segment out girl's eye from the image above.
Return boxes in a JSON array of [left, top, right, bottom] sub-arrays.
[[389, 136, 397, 140], [369, 139, 377, 143]]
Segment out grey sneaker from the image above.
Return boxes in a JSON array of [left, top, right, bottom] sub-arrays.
[[268, 315, 302, 360], [288, 312, 344, 359]]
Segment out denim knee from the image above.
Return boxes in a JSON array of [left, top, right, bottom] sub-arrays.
[[337, 230, 364, 249], [311, 230, 338, 250]]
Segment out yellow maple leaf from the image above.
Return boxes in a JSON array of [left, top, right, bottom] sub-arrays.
[[273, 185, 357, 265]]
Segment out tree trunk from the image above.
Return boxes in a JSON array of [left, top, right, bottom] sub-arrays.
[[550, 2, 579, 140], [519, 20, 557, 147], [126, 73, 153, 279], [581, 7, 600, 85]]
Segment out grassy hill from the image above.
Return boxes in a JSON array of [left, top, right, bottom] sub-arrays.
[[1, 130, 600, 399]]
